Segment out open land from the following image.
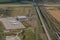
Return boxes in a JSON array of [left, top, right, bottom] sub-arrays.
[[0, 5, 34, 17], [46, 7, 60, 22], [0, 5, 48, 40], [0, 5, 36, 40], [45, 6, 60, 32]]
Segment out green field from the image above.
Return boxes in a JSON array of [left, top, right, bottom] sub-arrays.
[[0, 6, 34, 17], [24, 27, 36, 40], [0, 22, 5, 40]]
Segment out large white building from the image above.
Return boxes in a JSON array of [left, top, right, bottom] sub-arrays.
[[0, 17, 25, 32], [16, 16, 28, 21]]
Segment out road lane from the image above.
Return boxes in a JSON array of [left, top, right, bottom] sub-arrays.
[[35, 6, 52, 40]]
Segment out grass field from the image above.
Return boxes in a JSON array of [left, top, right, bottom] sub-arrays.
[[0, 6, 34, 17], [24, 27, 36, 40], [0, 21, 5, 40]]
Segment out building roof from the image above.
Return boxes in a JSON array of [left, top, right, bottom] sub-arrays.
[[0, 17, 25, 30], [17, 16, 27, 18]]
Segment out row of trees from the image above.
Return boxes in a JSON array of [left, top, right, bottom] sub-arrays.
[[40, 0, 60, 3], [0, 8, 12, 17], [11, 0, 33, 2]]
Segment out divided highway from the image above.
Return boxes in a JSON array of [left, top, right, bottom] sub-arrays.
[[33, 0, 52, 40], [35, 5, 52, 40]]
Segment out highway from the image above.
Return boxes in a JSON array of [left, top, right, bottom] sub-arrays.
[[33, 0, 52, 40], [35, 5, 51, 40]]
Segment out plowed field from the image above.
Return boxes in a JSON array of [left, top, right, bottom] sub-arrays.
[[46, 7, 60, 22]]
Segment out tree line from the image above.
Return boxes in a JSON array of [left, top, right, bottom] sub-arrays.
[[11, 0, 33, 2]]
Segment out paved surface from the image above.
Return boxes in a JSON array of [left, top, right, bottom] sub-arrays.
[[0, 17, 25, 30]]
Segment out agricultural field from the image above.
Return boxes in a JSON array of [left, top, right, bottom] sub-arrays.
[[0, 5, 34, 17], [45, 6, 60, 31], [46, 7, 60, 22]]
